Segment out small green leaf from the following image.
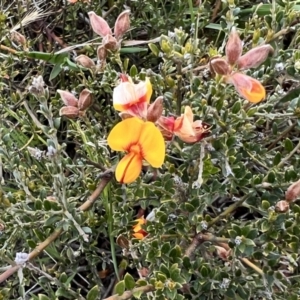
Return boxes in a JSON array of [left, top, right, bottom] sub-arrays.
[[115, 280, 125, 296], [43, 199, 52, 211], [231, 101, 241, 114], [159, 263, 170, 277], [284, 138, 294, 152], [59, 272, 68, 284], [124, 273, 135, 290], [50, 64, 63, 81], [261, 200, 270, 210], [130, 65, 138, 77], [132, 290, 143, 299], [267, 171, 276, 183], [34, 199, 43, 210], [273, 152, 281, 166], [38, 294, 51, 300], [87, 285, 100, 300], [148, 43, 159, 56], [27, 239, 37, 248], [244, 238, 256, 246], [200, 265, 209, 277]]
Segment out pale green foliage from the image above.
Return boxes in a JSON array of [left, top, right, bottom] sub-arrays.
[[0, 0, 300, 299]]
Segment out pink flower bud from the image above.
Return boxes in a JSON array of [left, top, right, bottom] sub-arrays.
[[147, 96, 163, 122], [97, 45, 107, 61], [75, 55, 95, 68], [11, 31, 27, 47], [78, 89, 92, 111], [286, 179, 300, 202], [215, 246, 231, 261], [114, 10, 130, 40], [226, 27, 243, 65], [237, 44, 274, 70], [57, 90, 78, 107], [103, 34, 119, 50], [275, 200, 290, 213], [88, 11, 112, 38], [59, 106, 80, 119], [210, 58, 230, 75]]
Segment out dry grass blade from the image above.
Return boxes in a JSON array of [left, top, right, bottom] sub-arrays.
[[1, 8, 51, 42]]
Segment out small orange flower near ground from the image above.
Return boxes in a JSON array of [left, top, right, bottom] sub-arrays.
[[107, 117, 165, 184], [132, 217, 148, 239], [158, 106, 210, 143]]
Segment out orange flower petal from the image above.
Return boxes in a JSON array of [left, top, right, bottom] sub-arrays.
[[133, 217, 146, 232], [139, 122, 165, 167], [226, 73, 266, 103], [133, 232, 147, 239], [107, 118, 144, 151], [174, 106, 195, 137], [144, 78, 152, 103], [133, 217, 148, 239], [116, 152, 142, 183]]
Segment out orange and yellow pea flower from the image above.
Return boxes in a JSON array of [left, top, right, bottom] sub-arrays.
[[113, 74, 152, 118], [132, 217, 148, 239], [225, 72, 266, 103], [158, 106, 210, 143], [107, 117, 165, 184]]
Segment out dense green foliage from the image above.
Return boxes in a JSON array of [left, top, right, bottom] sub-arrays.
[[1, 0, 300, 299]]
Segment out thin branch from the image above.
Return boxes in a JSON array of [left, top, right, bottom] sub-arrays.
[[207, 193, 253, 229]]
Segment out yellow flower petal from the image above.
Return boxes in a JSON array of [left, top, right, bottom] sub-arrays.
[[133, 217, 146, 232], [139, 122, 165, 167], [241, 77, 266, 103], [115, 152, 142, 183], [107, 118, 144, 151], [145, 77, 152, 103]]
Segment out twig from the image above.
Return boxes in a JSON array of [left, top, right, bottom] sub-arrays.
[[103, 284, 155, 300], [184, 233, 229, 257], [176, 61, 183, 115], [211, 0, 222, 22], [207, 193, 253, 229], [267, 123, 296, 151], [79, 169, 113, 211], [277, 138, 300, 168]]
